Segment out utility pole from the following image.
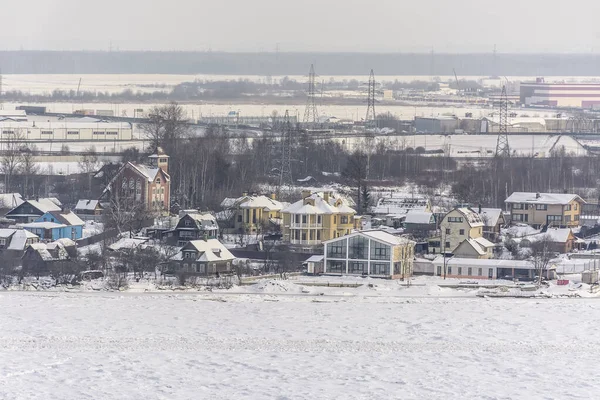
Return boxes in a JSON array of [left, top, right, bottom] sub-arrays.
[[303, 64, 319, 125]]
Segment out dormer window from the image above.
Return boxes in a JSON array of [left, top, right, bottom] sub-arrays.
[[185, 220, 191, 227], [155, 178, 161, 184]]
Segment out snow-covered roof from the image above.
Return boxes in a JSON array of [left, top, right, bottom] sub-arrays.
[[75, 199, 101, 211], [21, 221, 67, 229], [53, 211, 84, 226], [283, 193, 356, 215], [28, 243, 54, 261], [372, 196, 429, 216], [237, 195, 284, 211], [130, 164, 162, 183], [0, 193, 23, 209], [324, 229, 414, 246], [505, 192, 583, 205], [6, 229, 38, 251], [305, 255, 324, 263], [404, 211, 434, 225], [524, 228, 574, 244], [479, 208, 503, 227], [444, 208, 484, 227], [456, 237, 495, 256], [172, 239, 235, 262], [16, 198, 63, 215], [108, 237, 149, 251], [432, 256, 542, 270], [54, 238, 76, 247]]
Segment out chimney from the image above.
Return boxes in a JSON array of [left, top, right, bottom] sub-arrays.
[[536, 193, 541, 199], [203, 232, 208, 241], [270, 193, 276, 200], [302, 190, 311, 199], [478, 204, 482, 214], [323, 191, 330, 203]]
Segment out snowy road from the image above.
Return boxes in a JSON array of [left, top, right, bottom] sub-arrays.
[[0, 292, 599, 399]]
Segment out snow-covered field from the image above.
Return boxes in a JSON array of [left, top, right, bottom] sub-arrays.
[[1, 281, 600, 399]]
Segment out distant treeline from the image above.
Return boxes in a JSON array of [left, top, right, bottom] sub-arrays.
[[2, 51, 600, 75]]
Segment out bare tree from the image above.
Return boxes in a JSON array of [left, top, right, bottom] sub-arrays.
[[79, 146, 101, 196], [0, 130, 24, 192], [18, 144, 39, 198], [529, 234, 554, 285], [342, 150, 368, 213]]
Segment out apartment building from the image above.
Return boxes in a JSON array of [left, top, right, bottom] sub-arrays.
[[504, 192, 584, 228]]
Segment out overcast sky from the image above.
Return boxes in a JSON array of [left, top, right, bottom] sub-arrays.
[[2, 0, 599, 53]]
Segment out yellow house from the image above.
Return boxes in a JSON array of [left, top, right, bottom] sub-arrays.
[[452, 237, 495, 259], [282, 191, 356, 246], [429, 207, 484, 253], [222, 194, 285, 233], [504, 192, 584, 229]]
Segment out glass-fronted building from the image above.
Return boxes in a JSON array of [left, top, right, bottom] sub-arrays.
[[323, 230, 415, 279]]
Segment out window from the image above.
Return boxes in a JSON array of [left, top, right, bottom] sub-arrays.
[[302, 215, 307, 224], [468, 267, 472, 276], [565, 204, 572, 211], [574, 204, 578, 211], [459, 229, 465, 235], [371, 263, 390, 275], [512, 214, 528, 222], [41, 130, 53, 135], [348, 235, 369, 259], [160, 158, 168, 163], [348, 261, 368, 275], [458, 267, 462, 275], [67, 130, 79, 135], [301, 232, 307, 241], [317, 215, 322, 224], [327, 238, 347, 258], [334, 216, 337, 224], [445, 241, 450, 249], [155, 178, 161, 184], [445, 228, 450, 235], [478, 268, 482, 276], [2, 130, 14, 134], [371, 241, 390, 260], [564, 215, 571, 223], [535, 204, 548, 210], [237, 215, 242, 223], [512, 203, 524, 210], [437, 266, 442, 275], [192, 263, 197, 272], [341, 216, 348, 224], [326, 260, 344, 273], [107, 131, 118, 135], [447, 267, 452, 275], [185, 219, 191, 226], [447, 217, 463, 223], [295, 215, 300, 224], [429, 240, 440, 248], [317, 231, 321, 240], [135, 179, 142, 201], [92, 131, 104, 135], [183, 263, 189, 270], [121, 177, 127, 190], [547, 215, 562, 223], [488, 268, 493, 279]]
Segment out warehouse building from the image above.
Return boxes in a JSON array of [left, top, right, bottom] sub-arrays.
[[520, 78, 600, 108], [0, 116, 133, 141]]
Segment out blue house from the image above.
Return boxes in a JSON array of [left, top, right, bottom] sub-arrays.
[[22, 211, 85, 241]]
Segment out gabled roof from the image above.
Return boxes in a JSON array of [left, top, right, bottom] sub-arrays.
[[178, 212, 219, 231], [22, 221, 67, 229], [455, 237, 495, 256], [524, 228, 575, 244], [236, 195, 284, 211], [479, 208, 503, 227], [283, 193, 356, 215], [505, 192, 584, 205], [323, 229, 415, 246], [75, 199, 102, 211], [372, 196, 429, 216], [7, 229, 38, 251], [7, 198, 62, 216], [0, 193, 24, 209], [50, 211, 85, 226], [171, 239, 235, 262], [445, 208, 484, 228]]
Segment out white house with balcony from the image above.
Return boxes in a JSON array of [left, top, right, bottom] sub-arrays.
[[323, 230, 415, 279]]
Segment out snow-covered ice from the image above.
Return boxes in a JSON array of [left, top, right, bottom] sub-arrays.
[[1, 288, 600, 399]]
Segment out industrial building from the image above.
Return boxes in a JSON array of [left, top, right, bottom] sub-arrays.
[[520, 78, 600, 108], [0, 116, 133, 141]]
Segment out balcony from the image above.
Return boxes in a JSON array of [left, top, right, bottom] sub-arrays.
[[290, 239, 321, 246], [290, 223, 323, 229]]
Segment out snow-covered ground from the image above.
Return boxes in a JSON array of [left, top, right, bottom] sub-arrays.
[[2, 276, 600, 399]]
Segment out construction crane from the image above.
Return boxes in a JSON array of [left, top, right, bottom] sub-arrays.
[[453, 68, 461, 93]]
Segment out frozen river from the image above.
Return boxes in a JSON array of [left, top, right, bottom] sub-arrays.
[[0, 291, 599, 399]]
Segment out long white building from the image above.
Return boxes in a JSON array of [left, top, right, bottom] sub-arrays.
[[0, 116, 133, 141], [520, 78, 600, 108]]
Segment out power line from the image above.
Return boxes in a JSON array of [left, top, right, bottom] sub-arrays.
[[366, 69, 376, 124], [303, 64, 318, 125], [495, 85, 510, 157]]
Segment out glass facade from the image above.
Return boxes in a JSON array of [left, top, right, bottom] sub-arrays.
[[348, 261, 368, 275], [348, 235, 369, 259], [370, 241, 391, 260], [326, 260, 345, 273], [371, 263, 390, 275], [327, 238, 347, 258]]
